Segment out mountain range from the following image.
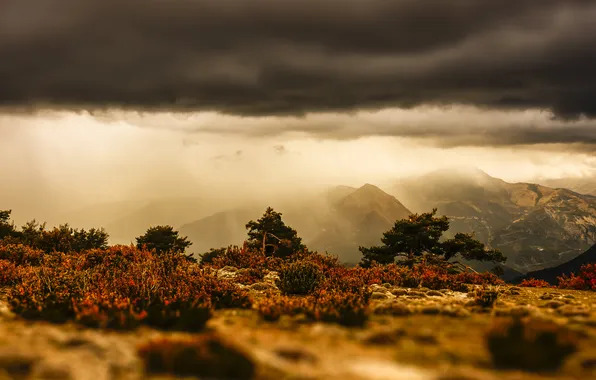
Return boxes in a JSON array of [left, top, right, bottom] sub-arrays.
[[538, 177, 596, 197], [390, 167, 596, 273], [523, 243, 596, 284]]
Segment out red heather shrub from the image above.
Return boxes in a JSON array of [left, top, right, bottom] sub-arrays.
[[8, 246, 250, 330], [210, 245, 277, 271], [257, 295, 311, 322], [10, 258, 88, 323], [200, 274, 253, 310], [208, 245, 340, 274], [0, 259, 20, 286], [0, 243, 44, 266], [418, 265, 453, 290], [363, 264, 413, 287], [233, 268, 266, 285], [558, 264, 596, 290], [320, 266, 368, 293], [310, 289, 372, 327], [519, 278, 552, 288], [454, 271, 504, 286], [291, 251, 341, 271]]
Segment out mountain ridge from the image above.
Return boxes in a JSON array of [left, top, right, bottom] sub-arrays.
[[390, 167, 596, 273]]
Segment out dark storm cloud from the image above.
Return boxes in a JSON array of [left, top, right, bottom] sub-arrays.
[[1, 0, 595, 117]]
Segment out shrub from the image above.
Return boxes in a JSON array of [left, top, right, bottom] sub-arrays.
[[202, 276, 253, 310], [210, 245, 274, 271], [486, 317, 579, 372], [277, 260, 324, 295], [0, 244, 44, 266], [0, 260, 20, 286], [558, 264, 596, 290], [473, 285, 500, 308], [138, 333, 255, 379], [257, 296, 310, 322], [6, 246, 253, 330], [520, 278, 552, 288], [454, 271, 504, 286], [234, 268, 266, 285], [200, 247, 227, 264], [310, 289, 372, 327]]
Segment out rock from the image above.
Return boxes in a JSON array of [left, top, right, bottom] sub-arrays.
[[371, 291, 392, 301], [540, 293, 556, 300], [218, 267, 238, 279], [263, 271, 280, 283], [406, 291, 427, 298], [250, 282, 277, 291], [391, 288, 409, 297], [426, 290, 444, 298], [221, 266, 239, 273], [373, 301, 413, 316]]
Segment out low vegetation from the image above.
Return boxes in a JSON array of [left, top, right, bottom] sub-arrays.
[[557, 263, 596, 290], [1, 207, 595, 378]]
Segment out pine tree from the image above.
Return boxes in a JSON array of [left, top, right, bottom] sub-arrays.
[[245, 207, 305, 258]]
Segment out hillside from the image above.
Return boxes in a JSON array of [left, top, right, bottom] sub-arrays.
[[308, 184, 412, 263], [525, 244, 596, 284], [391, 166, 596, 273]]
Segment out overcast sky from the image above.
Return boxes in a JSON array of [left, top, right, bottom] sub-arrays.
[[1, 0, 596, 222]]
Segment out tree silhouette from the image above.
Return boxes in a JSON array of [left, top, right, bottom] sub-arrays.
[[245, 207, 305, 258], [136, 225, 192, 255], [360, 209, 506, 268], [0, 210, 17, 241]]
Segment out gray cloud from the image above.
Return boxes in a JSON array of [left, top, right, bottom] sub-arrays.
[[1, 0, 595, 117]]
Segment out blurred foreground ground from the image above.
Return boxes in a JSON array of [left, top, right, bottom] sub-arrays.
[[1, 285, 596, 380]]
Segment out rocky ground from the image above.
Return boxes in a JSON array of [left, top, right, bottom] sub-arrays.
[[2, 274, 596, 380]]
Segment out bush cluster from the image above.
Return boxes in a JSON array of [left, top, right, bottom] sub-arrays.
[[4, 245, 251, 330], [276, 260, 324, 295], [557, 264, 596, 290], [520, 278, 552, 288]]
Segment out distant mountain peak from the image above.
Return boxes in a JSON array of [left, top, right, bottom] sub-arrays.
[[358, 183, 387, 193], [336, 183, 411, 220]]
